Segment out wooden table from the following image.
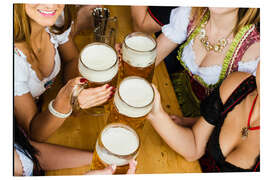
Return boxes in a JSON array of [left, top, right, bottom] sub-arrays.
[[45, 5, 201, 175]]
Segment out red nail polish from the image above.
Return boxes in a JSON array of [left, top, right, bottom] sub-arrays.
[[80, 78, 88, 83], [106, 84, 111, 89]]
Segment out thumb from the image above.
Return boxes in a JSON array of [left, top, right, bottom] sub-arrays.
[[85, 164, 116, 175], [127, 159, 137, 174]]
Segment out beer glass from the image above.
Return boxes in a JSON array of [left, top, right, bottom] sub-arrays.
[[93, 17, 118, 48], [90, 123, 140, 174], [78, 42, 119, 115], [122, 32, 157, 82], [107, 76, 154, 131]]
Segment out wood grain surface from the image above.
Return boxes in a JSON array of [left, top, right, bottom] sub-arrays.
[[45, 5, 201, 175]]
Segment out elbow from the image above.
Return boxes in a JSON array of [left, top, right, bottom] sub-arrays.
[[29, 134, 48, 143], [132, 20, 144, 32], [175, 148, 201, 162], [183, 150, 204, 162], [29, 128, 48, 143], [184, 155, 199, 162]]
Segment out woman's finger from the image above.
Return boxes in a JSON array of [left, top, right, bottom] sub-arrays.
[[79, 92, 112, 109], [127, 159, 137, 174]]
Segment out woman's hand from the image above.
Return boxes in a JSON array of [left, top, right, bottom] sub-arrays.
[[54, 77, 87, 113], [85, 159, 137, 175], [77, 81, 115, 109], [147, 84, 165, 121], [54, 77, 115, 112]]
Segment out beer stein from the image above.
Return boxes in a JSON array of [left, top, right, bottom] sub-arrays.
[[122, 32, 157, 82], [90, 123, 140, 174], [77, 42, 119, 115], [107, 76, 154, 131]]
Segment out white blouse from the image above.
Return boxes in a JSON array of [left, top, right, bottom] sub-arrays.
[[14, 27, 71, 98], [14, 143, 34, 176], [162, 7, 259, 85]]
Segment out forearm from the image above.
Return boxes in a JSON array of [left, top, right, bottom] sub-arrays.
[[63, 56, 79, 83], [131, 6, 161, 34], [31, 141, 92, 171], [131, 6, 148, 32], [30, 98, 72, 142], [148, 111, 198, 161], [58, 37, 80, 83], [155, 33, 178, 66]]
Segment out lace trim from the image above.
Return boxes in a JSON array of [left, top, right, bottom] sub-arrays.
[[177, 10, 211, 88], [14, 144, 34, 176]]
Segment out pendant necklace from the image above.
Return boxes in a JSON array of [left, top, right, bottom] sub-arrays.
[[241, 95, 260, 139]]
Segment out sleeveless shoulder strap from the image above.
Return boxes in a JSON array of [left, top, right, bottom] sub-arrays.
[[221, 75, 257, 116]]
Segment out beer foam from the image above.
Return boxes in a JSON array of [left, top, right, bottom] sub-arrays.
[[123, 35, 156, 67], [114, 78, 154, 117], [125, 36, 155, 51], [79, 44, 118, 83], [97, 127, 139, 166], [81, 44, 116, 70]]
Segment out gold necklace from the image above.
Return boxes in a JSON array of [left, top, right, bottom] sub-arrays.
[[199, 21, 230, 53]]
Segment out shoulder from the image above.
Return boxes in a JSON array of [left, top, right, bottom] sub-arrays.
[[219, 72, 251, 104], [14, 46, 30, 76], [241, 41, 260, 62]]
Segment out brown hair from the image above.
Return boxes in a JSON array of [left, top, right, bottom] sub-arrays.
[[191, 7, 260, 35], [14, 4, 78, 60]]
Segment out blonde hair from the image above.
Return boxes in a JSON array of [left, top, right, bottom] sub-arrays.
[[14, 4, 78, 60], [191, 7, 260, 35]]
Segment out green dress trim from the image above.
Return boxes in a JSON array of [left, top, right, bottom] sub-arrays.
[[173, 10, 255, 117], [176, 11, 254, 89]]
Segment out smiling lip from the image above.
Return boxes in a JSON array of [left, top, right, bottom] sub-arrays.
[[37, 9, 56, 17]]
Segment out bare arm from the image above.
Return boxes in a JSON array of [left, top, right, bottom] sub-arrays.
[[70, 5, 101, 38], [155, 33, 178, 66], [30, 141, 92, 171], [14, 92, 71, 142], [131, 6, 161, 34], [147, 85, 214, 161], [15, 78, 113, 142], [58, 35, 80, 83]]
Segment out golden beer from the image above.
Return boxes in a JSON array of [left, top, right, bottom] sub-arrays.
[[90, 123, 140, 174], [107, 76, 154, 131], [78, 42, 119, 113], [122, 32, 157, 82]]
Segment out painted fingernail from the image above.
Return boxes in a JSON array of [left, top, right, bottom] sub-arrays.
[[80, 78, 88, 83], [105, 84, 110, 89]]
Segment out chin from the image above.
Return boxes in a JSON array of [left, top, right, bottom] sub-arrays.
[[208, 7, 237, 15], [38, 19, 58, 27]]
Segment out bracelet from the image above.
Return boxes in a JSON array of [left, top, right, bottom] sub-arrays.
[[70, 84, 86, 110], [48, 99, 73, 119]]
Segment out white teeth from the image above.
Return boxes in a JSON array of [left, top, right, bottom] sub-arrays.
[[38, 10, 55, 15]]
